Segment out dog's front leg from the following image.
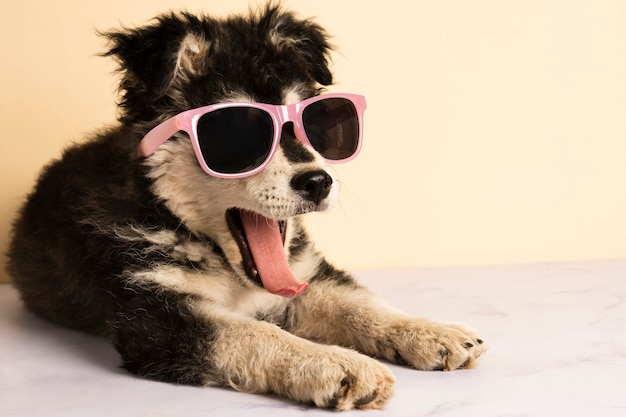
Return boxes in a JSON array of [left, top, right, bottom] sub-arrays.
[[207, 313, 395, 410], [111, 291, 393, 410], [286, 268, 486, 371]]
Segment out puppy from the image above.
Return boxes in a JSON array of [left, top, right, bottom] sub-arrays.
[[7, 5, 485, 410]]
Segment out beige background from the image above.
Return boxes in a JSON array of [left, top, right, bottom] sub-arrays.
[[1, 0, 625, 283]]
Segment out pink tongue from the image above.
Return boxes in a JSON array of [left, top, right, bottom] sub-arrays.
[[240, 211, 308, 297]]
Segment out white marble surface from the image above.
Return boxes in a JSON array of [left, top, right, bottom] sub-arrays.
[[1, 259, 625, 416]]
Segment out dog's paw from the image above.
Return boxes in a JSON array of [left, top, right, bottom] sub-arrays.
[[296, 347, 395, 411], [330, 357, 395, 411], [387, 318, 486, 371]]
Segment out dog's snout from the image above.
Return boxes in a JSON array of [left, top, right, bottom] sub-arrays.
[[291, 170, 333, 205]]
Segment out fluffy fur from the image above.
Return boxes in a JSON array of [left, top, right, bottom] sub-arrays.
[[7, 5, 485, 410]]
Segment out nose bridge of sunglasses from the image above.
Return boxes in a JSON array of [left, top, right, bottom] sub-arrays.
[[278, 103, 294, 124], [276, 106, 309, 151], [279, 102, 309, 141]]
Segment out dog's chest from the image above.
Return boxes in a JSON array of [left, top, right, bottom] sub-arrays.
[[120, 226, 295, 321]]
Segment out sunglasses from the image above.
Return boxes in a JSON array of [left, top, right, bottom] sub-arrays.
[[137, 93, 366, 178]]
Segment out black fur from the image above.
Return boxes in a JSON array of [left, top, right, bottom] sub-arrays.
[[111, 287, 219, 385], [280, 126, 317, 163], [101, 7, 332, 127]]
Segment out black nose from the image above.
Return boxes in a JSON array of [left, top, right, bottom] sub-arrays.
[[291, 170, 333, 205]]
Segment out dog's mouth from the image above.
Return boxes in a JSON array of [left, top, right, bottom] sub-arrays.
[[226, 208, 308, 298]]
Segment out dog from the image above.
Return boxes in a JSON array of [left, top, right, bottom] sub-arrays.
[[7, 5, 485, 410]]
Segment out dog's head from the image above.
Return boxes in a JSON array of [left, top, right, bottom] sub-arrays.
[[104, 6, 353, 296]]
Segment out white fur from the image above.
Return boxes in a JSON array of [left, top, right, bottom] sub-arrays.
[[282, 84, 307, 105], [127, 265, 287, 318]]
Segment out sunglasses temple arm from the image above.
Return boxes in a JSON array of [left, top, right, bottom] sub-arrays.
[[137, 117, 181, 158]]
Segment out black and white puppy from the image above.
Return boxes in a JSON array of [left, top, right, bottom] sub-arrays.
[[8, 5, 485, 410]]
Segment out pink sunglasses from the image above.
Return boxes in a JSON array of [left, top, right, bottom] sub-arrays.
[[137, 93, 366, 178]]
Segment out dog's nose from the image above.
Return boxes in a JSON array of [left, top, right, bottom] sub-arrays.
[[291, 170, 333, 205]]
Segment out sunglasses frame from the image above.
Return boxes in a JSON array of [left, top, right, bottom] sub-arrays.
[[137, 93, 366, 178]]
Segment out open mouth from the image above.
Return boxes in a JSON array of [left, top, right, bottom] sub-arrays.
[[226, 208, 309, 297]]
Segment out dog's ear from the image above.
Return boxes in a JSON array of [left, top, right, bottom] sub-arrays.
[[101, 13, 211, 121], [261, 7, 334, 86]]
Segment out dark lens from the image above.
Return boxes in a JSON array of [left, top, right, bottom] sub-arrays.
[[196, 107, 274, 174], [301, 98, 359, 160]]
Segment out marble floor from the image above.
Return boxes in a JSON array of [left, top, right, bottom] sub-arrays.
[[1, 259, 625, 416]]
